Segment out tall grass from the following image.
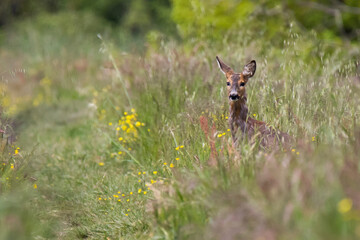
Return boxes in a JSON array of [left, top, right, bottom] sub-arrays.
[[0, 12, 360, 239]]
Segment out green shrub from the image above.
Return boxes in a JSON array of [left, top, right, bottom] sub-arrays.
[[171, 0, 360, 41]]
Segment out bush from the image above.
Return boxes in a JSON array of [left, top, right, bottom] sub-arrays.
[[171, 0, 360, 41]]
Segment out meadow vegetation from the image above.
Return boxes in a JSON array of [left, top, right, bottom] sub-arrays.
[[1, 1, 360, 239]]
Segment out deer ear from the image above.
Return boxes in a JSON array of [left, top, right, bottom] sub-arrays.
[[243, 60, 256, 78], [216, 56, 234, 76]]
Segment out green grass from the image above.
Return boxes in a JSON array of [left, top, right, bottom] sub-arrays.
[[1, 11, 360, 239]]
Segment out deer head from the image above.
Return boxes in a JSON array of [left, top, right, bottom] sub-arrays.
[[216, 56, 256, 102]]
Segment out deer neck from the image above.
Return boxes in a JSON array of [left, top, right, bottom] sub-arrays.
[[229, 96, 249, 138], [229, 97, 248, 122]]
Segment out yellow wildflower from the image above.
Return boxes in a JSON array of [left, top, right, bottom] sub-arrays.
[[253, 113, 257, 117], [118, 199, 121, 202], [127, 199, 130, 202], [170, 163, 174, 168], [122, 194, 125, 197], [118, 151, 122, 155], [143, 171, 146, 174], [296, 152, 299, 155], [121, 125, 127, 131], [119, 137, 123, 141], [227, 129, 231, 132], [153, 171, 157, 175], [138, 171, 141, 175], [180, 145, 184, 148], [135, 121, 141, 127], [10, 164, 14, 169], [116, 127, 120, 131], [338, 198, 352, 214], [113, 195, 119, 198], [138, 189, 142, 193], [312, 136, 315, 142], [118, 191, 121, 194], [163, 162, 167, 165], [109, 122, 113, 126], [33, 184, 38, 189], [176, 158, 179, 161], [130, 192, 133, 195], [125, 214, 128, 216], [291, 149, 296, 152], [143, 191, 147, 195], [175, 147, 180, 150], [98, 162, 104, 166], [124, 112, 128, 115], [131, 108, 136, 113]]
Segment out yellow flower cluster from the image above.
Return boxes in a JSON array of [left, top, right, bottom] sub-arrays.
[[97, 169, 166, 216], [162, 145, 186, 169], [115, 108, 145, 143], [217, 132, 226, 138], [338, 198, 352, 214], [175, 145, 184, 151], [291, 149, 300, 155], [14, 147, 20, 155], [106, 108, 147, 161]]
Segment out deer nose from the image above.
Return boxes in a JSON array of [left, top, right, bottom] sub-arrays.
[[229, 93, 239, 101]]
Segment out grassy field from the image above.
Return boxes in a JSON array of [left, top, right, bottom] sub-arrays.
[[1, 12, 360, 239]]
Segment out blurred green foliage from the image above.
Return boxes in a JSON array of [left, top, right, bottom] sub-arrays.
[[0, 0, 175, 35], [172, 0, 360, 41], [1, 0, 359, 41]]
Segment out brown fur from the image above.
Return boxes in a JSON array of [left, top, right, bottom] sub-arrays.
[[216, 56, 291, 149]]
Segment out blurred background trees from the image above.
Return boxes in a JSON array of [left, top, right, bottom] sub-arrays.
[[0, 0, 175, 36], [0, 0, 359, 42]]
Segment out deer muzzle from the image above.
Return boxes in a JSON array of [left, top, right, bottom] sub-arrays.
[[229, 92, 240, 101]]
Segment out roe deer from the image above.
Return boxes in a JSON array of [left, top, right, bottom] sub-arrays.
[[216, 56, 291, 149]]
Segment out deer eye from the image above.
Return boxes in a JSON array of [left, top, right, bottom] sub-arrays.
[[240, 82, 245, 87], [227, 82, 230, 86]]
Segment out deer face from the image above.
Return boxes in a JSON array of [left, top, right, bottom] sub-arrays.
[[216, 56, 256, 102]]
